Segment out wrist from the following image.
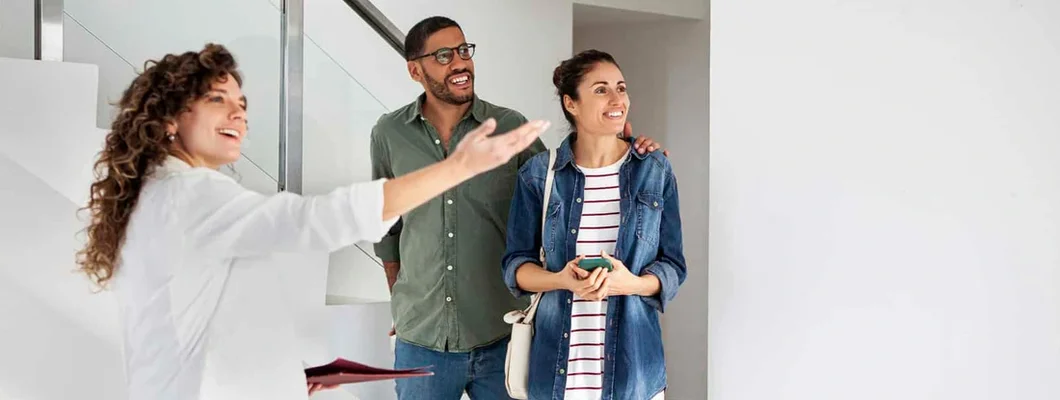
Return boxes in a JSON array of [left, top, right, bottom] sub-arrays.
[[550, 270, 570, 292], [444, 152, 476, 181], [635, 274, 660, 297]]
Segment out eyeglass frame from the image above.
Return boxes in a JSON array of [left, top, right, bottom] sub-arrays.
[[409, 43, 477, 65]]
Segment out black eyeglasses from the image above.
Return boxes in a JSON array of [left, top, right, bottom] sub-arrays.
[[411, 43, 476, 65]]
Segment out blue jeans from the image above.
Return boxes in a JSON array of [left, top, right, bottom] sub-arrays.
[[394, 336, 513, 400]]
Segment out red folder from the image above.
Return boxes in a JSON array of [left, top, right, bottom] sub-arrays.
[[304, 358, 433, 385]]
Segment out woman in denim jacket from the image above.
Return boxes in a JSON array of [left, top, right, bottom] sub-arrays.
[[502, 50, 688, 400]]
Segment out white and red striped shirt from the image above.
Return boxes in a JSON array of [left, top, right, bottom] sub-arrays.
[[564, 158, 623, 400]]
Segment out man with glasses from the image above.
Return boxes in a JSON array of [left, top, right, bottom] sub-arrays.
[[368, 16, 663, 399]]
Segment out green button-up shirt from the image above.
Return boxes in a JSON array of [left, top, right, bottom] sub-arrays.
[[370, 94, 546, 352]]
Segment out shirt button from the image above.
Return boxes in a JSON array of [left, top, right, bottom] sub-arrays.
[[447, 199, 453, 205], [434, 139, 441, 145], [447, 265, 454, 271], [448, 232, 454, 238], [563, 332, 569, 338], [576, 198, 582, 203], [653, 201, 659, 207], [571, 229, 577, 234], [559, 368, 566, 375], [567, 299, 572, 304], [446, 296, 453, 302]]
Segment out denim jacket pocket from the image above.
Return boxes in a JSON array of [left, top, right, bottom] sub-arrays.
[[635, 192, 664, 246]]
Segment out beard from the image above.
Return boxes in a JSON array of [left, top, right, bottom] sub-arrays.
[[423, 69, 475, 105]]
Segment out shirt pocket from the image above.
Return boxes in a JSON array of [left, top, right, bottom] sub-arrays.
[[635, 192, 664, 247]]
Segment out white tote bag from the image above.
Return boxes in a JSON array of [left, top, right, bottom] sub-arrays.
[[503, 149, 557, 399]]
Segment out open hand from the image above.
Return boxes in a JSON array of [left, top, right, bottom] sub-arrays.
[[452, 118, 550, 175]]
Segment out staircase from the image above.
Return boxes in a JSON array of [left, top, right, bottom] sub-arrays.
[[0, 57, 126, 399]]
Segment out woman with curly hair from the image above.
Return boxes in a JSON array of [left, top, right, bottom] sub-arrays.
[[76, 43, 548, 400]]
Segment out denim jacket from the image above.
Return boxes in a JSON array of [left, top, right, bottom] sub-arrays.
[[502, 134, 688, 400]]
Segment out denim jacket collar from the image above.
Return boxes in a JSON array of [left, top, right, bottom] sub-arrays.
[[553, 132, 647, 171]]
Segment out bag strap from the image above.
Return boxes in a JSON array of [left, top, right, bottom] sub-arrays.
[[523, 149, 557, 323]]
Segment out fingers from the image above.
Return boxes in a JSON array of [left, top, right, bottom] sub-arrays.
[[567, 255, 585, 267], [573, 268, 603, 297], [599, 251, 624, 271], [500, 120, 549, 148], [581, 276, 610, 301], [464, 118, 498, 142], [634, 138, 660, 154], [596, 276, 612, 300], [566, 255, 585, 273], [585, 267, 608, 292], [634, 136, 648, 153], [572, 266, 589, 279], [565, 256, 588, 278]]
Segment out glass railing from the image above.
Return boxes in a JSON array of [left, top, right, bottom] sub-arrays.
[[63, 0, 284, 185], [302, 0, 421, 304]]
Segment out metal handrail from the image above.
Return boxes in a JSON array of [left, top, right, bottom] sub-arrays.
[[279, 0, 305, 193], [340, 0, 406, 56], [279, 0, 403, 193], [35, 0, 63, 61]]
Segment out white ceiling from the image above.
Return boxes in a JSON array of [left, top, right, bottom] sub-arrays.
[[572, 3, 690, 29]]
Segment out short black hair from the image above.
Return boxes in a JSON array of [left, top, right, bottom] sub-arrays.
[[404, 16, 462, 61], [553, 49, 621, 127]]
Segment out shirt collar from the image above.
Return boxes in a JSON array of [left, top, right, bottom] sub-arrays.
[[404, 93, 487, 124], [157, 155, 192, 175]]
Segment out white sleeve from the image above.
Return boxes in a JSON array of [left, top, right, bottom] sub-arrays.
[[169, 170, 398, 257]]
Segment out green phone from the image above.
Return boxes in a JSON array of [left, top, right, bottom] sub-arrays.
[[577, 258, 613, 272]]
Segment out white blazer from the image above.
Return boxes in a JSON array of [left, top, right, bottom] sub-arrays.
[[112, 156, 396, 400]]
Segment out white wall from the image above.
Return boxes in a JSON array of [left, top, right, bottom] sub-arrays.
[[0, 58, 124, 400], [575, 10, 709, 398], [0, 0, 35, 59], [710, 0, 1060, 399], [0, 155, 127, 400], [574, 0, 706, 20]]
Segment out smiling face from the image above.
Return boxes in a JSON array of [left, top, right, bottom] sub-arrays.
[[170, 74, 247, 169], [564, 62, 629, 136], [409, 26, 476, 105]]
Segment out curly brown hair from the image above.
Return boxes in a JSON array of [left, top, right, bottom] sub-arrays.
[[76, 43, 243, 288]]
